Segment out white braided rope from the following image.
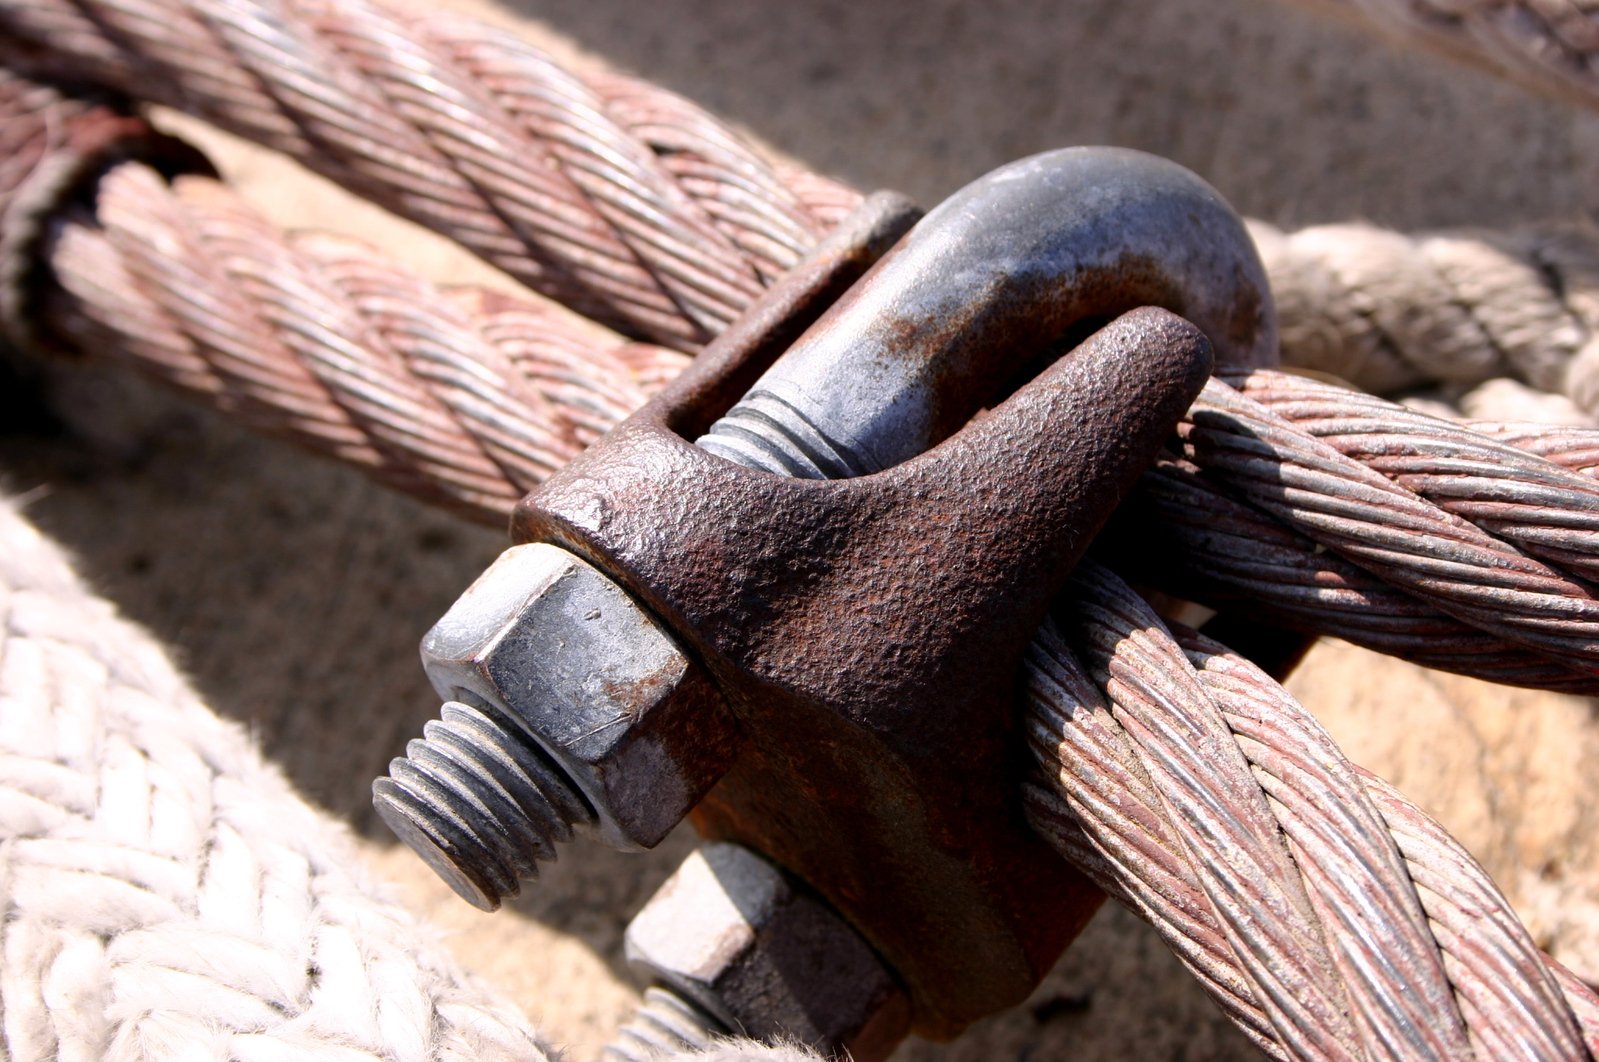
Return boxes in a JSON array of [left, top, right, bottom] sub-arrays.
[[0, 490, 563, 1060], [0, 489, 825, 1061]]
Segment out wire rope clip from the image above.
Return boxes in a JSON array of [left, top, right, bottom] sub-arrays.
[[515, 148, 1267, 1037], [382, 147, 1271, 1048]]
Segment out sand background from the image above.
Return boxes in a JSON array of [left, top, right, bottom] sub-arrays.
[[4, 0, 1599, 1057]]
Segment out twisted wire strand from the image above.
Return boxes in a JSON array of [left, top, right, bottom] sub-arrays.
[[415, 15, 804, 304], [1554, 960, 1599, 1055], [1024, 560, 1597, 1060], [1109, 454, 1597, 692], [1041, 568, 1371, 1060], [1233, 370, 1599, 584], [1181, 377, 1599, 677], [81, 167, 536, 519], [580, 67, 842, 280], [298, 0, 727, 339], [1352, 766, 1597, 1058], [0, 76, 675, 525], [92, 169, 392, 472], [447, 288, 676, 448], [0, 0, 848, 348], [1474, 420, 1599, 476], [457, 27, 795, 319]]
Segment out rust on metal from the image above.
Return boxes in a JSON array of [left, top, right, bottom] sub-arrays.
[[369, 188, 925, 913], [508, 150, 1251, 1037], [515, 305, 1212, 1036]]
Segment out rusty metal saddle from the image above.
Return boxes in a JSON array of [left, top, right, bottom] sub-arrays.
[[379, 146, 1273, 1048]]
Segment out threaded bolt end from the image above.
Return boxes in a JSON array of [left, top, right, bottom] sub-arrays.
[[604, 985, 729, 1061], [372, 699, 594, 911], [697, 390, 869, 479]]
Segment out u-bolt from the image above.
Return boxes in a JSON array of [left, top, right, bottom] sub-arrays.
[[378, 147, 1271, 1042], [700, 146, 1274, 478]]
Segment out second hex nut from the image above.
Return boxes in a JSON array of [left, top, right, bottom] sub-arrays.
[[625, 843, 911, 1060]]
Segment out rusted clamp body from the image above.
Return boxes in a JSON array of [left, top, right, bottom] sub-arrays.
[[514, 149, 1266, 1037], [380, 147, 1273, 1049]]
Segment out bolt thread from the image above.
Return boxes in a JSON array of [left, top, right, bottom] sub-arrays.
[[372, 699, 595, 911], [697, 389, 869, 479], [604, 985, 729, 1061]]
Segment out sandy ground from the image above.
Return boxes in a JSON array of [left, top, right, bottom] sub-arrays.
[[4, 0, 1599, 1057]]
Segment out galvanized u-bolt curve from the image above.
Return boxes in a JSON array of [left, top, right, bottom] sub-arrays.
[[373, 148, 1271, 923], [700, 146, 1275, 478]]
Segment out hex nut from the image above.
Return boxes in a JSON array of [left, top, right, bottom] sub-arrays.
[[625, 843, 911, 1059], [420, 543, 738, 850]]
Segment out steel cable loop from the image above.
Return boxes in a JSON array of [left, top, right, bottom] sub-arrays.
[[18, 142, 1599, 690], [1023, 792, 1287, 1054], [0, 69, 95, 347], [9, 66, 1599, 689], [13, 0, 1599, 403], [1185, 639, 1564, 1061], [1023, 560, 1597, 1060], [1554, 961, 1599, 1056], [1182, 378, 1599, 677], [0, 0, 843, 348]]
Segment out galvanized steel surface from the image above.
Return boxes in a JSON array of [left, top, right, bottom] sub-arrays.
[[622, 843, 910, 1058], [698, 147, 1274, 478], [374, 542, 736, 910]]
